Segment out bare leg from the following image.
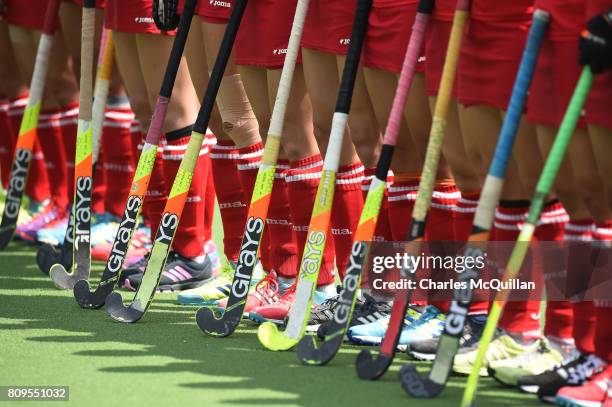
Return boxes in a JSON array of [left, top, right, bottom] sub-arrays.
[[588, 124, 612, 211]]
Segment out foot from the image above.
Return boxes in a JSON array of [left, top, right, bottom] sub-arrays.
[[397, 305, 446, 348], [555, 365, 612, 407], [35, 215, 69, 246], [215, 270, 287, 317], [314, 293, 391, 337], [453, 333, 541, 377], [346, 305, 423, 347], [517, 353, 607, 401]]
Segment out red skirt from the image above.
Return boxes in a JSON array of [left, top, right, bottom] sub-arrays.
[[68, 0, 106, 8], [301, 0, 355, 55], [586, 71, 612, 129], [458, 18, 531, 110], [197, 0, 232, 24], [424, 19, 458, 97], [363, 2, 425, 74], [6, 0, 60, 31], [105, 0, 171, 35], [235, 0, 299, 69]]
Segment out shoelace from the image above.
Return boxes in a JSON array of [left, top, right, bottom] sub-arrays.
[[278, 283, 297, 304], [565, 355, 607, 384], [254, 272, 280, 300]]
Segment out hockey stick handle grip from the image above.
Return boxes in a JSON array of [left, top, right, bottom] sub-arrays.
[[92, 30, 114, 163], [411, 3, 468, 225], [473, 9, 549, 230], [264, 0, 310, 165], [334, 0, 372, 114], [84, 0, 97, 7], [159, 0, 197, 98], [79, 6, 97, 120], [417, 0, 435, 14], [42, 0, 61, 35], [97, 30, 114, 81], [194, 0, 248, 133], [383, 11, 429, 147]]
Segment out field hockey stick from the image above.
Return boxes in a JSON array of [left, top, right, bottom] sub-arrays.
[[296, 0, 435, 365], [74, 0, 197, 309], [37, 27, 114, 277], [195, 0, 310, 337], [256, 0, 373, 352], [460, 67, 594, 407], [399, 9, 550, 398], [0, 0, 61, 250], [105, 0, 247, 323], [356, 0, 470, 381], [47, 0, 97, 290]]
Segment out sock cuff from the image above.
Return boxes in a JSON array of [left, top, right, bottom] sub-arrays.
[[165, 124, 194, 142], [393, 172, 421, 182], [387, 179, 419, 202], [432, 183, 461, 207], [236, 141, 263, 170], [59, 102, 80, 116], [564, 219, 594, 241], [336, 162, 365, 189], [290, 153, 323, 170], [593, 220, 612, 241]]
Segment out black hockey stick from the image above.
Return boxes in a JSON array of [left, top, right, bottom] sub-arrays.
[[105, 0, 247, 322]]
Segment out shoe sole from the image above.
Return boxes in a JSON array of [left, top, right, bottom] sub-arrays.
[[158, 275, 215, 293], [554, 396, 601, 407], [305, 324, 320, 333], [176, 296, 222, 306], [248, 312, 283, 326], [409, 351, 436, 361], [518, 385, 540, 394], [488, 367, 518, 388]]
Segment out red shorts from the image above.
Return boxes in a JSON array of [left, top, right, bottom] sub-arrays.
[[301, 0, 354, 55], [586, 71, 612, 129], [105, 0, 172, 35], [235, 0, 299, 69], [424, 19, 458, 97], [6, 0, 59, 31], [535, 0, 585, 41], [197, 0, 232, 23], [458, 18, 531, 110], [527, 38, 587, 129], [363, 3, 426, 74]]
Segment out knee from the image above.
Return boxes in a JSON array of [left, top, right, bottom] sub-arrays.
[[217, 74, 260, 145]]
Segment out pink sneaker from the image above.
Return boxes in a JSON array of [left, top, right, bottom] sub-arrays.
[[248, 284, 297, 325], [215, 272, 281, 317], [556, 365, 612, 407]]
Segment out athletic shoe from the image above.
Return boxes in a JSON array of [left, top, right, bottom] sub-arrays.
[[124, 251, 214, 292], [408, 313, 486, 361], [517, 354, 607, 402], [35, 215, 69, 246], [314, 293, 391, 337], [346, 305, 423, 347], [90, 213, 120, 247], [214, 271, 285, 317], [204, 240, 221, 273], [453, 334, 542, 377], [488, 337, 566, 387], [91, 225, 152, 262], [555, 365, 612, 407], [119, 252, 150, 288], [16, 202, 64, 242], [398, 305, 446, 347], [248, 284, 296, 325], [16, 198, 48, 226]]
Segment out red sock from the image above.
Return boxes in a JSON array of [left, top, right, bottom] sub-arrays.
[[265, 159, 299, 278], [141, 139, 167, 237], [210, 140, 247, 262], [425, 180, 460, 241], [9, 94, 51, 203], [101, 107, 137, 217], [236, 142, 267, 267], [427, 181, 460, 312], [38, 108, 69, 208], [387, 173, 420, 240], [495, 202, 541, 339], [533, 200, 573, 340], [203, 134, 216, 242], [454, 191, 480, 242], [593, 221, 612, 361], [332, 162, 364, 279], [563, 219, 597, 353], [58, 103, 79, 199], [362, 168, 394, 242], [0, 97, 15, 188], [286, 154, 335, 286], [162, 126, 208, 258]]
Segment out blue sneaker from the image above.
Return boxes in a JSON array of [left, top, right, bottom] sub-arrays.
[[398, 305, 446, 346], [36, 216, 69, 246], [90, 213, 120, 246], [347, 305, 423, 346]]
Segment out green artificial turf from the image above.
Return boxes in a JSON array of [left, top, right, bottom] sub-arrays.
[[1, 236, 546, 407]]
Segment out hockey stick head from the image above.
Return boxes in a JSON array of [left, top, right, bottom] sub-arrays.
[[49, 263, 78, 290], [105, 292, 145, 323], [195, 305, 241, 337], [36, 243, 71, 275], [296, 333, 343, 366], [257, 322, 299, 351], [73, 279, 107, 309], [399, 364, 445, 398], [355, 349, 393, 380], [0, 224, 16, 250]]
